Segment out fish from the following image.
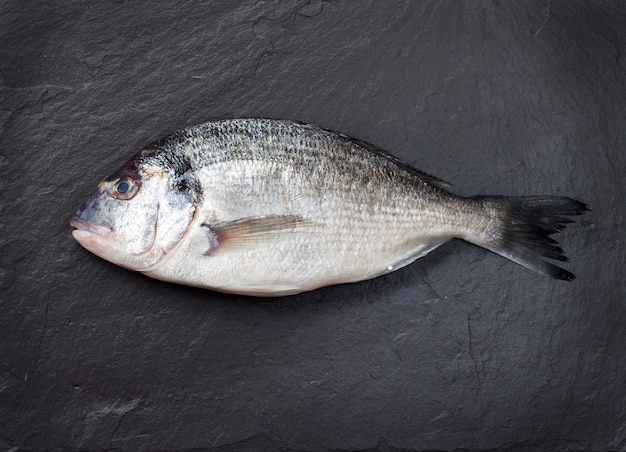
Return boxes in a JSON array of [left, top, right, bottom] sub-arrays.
[[70, 119, 588, 296]]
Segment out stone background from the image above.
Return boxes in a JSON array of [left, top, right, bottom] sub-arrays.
[[1, 1, 625, 451]]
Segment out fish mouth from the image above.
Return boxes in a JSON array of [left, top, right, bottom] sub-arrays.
[[70, 215, 112, 239]]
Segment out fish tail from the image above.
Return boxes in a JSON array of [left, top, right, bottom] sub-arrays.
[[467, 196, 589, 280]]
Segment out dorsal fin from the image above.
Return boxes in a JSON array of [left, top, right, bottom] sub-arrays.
[[338, 133, 453, 191]]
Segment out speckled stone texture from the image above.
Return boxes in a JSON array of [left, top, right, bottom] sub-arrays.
[[1, 1, 625, 451]]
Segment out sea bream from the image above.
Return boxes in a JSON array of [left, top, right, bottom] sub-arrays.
[[70, 119, 588, 296]]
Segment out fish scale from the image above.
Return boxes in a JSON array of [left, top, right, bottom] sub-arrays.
[[70, 119, 588, 296]]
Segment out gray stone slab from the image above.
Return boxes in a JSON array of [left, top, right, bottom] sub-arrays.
[[1, 1, 625, 451]]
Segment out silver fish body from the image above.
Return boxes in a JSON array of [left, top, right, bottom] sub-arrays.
[[71, 119, 588, 296]]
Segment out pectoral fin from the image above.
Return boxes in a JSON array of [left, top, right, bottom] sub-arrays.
[[201, 214, 312, 255]]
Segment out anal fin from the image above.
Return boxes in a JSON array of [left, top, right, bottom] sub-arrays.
[[364, 241, 447, 280]]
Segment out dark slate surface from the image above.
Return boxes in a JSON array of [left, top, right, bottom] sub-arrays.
[[1, 1, 625, 451]]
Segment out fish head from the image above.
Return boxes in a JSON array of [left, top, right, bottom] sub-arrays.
[[70, 150, 198, 271]]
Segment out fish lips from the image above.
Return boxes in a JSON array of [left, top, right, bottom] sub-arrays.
[[70, 215, 112, 240]]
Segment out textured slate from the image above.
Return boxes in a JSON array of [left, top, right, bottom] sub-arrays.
[[1, 1, 625, 451]]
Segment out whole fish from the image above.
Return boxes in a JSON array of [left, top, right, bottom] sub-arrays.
[[70, 119, 588, 296]]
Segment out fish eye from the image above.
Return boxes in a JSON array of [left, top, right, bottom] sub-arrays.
[[117, 180, 130, 194], [111, 176, 140, 200]]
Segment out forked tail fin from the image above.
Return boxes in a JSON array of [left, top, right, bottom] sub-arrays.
[[467, 196, 589, 280]]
